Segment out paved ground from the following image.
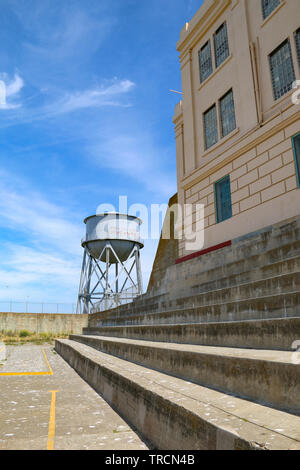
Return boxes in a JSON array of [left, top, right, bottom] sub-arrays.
[[0, 342, 148, 450]]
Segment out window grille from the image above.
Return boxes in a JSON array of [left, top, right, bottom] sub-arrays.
[[214, 23, 229, 68], [204, 105, 218, 149], [261, 0, 280, 20], [219, 89, 236, 138], [269, 39, 295, 100], [199, 41, 213, 83]]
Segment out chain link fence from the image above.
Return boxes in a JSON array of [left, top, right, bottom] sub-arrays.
[[0, 301, 77, 314]]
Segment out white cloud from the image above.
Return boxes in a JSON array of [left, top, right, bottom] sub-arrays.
[[5, 74, 24, 97], [0, 171, 83, 303], [0, 170, 83, 254], [0, 73, 24, 110], [89, 131, 177, 197], [54, 80, 135, 114], [0, 244, 80, 305], [0, 78, 135, 126], [21, 6, 115, 63]]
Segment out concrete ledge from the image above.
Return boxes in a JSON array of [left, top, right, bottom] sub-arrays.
[[55, 338, 300, 450], [83, 317, 300, 351], [94, 291, 300, 326], [70, 334, 300, 415], [89, 216, 300, 322], [89, 254, 300, 326]]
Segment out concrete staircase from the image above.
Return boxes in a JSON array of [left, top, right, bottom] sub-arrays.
[[55, 216, 300, 450]]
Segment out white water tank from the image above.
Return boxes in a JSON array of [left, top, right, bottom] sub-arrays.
[[82, 212, 143, 263]]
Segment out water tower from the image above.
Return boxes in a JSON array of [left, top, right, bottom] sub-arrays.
[[76, 212, 144, 314]]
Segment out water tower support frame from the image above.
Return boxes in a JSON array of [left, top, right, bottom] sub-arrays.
[[76, 241, 143, 314]]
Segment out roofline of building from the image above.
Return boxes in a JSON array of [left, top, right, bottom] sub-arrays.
[[176, 0, 232, 58]]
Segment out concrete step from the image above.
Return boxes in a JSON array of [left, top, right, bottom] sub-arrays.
[[189, 255, 300, 297], [83, 317, 300, 351], [165, 235, 300, 297], [162, 269, 300, 311], [88, 221, 300, 322], [177, 241, 300, 290], [94, 291, 300, 326], [69, 334, 300, 415], [55, 338, 300, 450], [88, 255, 300, 327], [91, 270, 300, 326]]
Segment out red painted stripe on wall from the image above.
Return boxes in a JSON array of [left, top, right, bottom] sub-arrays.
[[175, 240, 232, 265]]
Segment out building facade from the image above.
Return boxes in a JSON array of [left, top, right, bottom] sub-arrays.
[[173, 0, 300, 258]]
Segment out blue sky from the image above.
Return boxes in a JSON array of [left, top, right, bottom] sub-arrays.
[[0, 0, 202, 306]]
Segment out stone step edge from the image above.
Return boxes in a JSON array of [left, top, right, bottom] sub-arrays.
[[70, 334, 300, 414], [89, 253, 300, 319], [174, 242, 300, 279], [85, 315, 300, 330], [70, 334, 295, 364], [156, 269, 300, 309], [55, 338, 300, 450], [96, 290, 300, 322], [83, 316, 300, 351], [189, 267, 300, 295], [102, 269, 300, 320]]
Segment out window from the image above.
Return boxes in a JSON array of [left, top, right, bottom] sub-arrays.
[[199, 41, 213, 83], [269, 39, 295, 100], [261, 0, 280, 20], [215, 175, 232, 223], [292, 133, 300, 187], [219, 89, 236, 138], [214, 23, 229, 68], [295, 28, 300, 67], [204, 105, 218, 149]]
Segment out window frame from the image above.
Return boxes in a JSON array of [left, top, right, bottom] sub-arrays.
[[213, 22, 230, 69], [203, 104, 219, 150], [295, 27, 300, 68], [214, 174, 233, 224], [199, 40, 213, 84], [292, 132, 300, 189], [269, 38, 296, 101], [261, 0, 281, 21], [219, 89, 236, 139]]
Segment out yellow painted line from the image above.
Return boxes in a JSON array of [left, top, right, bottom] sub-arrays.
[[47, 390, 59, 450], [0, 346, 5, 353], [42, 348, 53, 375], [0, 348, 53, 376]]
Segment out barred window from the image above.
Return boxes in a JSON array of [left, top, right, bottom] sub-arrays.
[[261, 0, 280, 20], [269, 39, 295, 100], [214, 23, 229, 68], [199, 41, 213, 83], [295, 28, 300, 67], [215, 175, 232, 223], [204, 105, 218, 149], [219, 90, 236, 138], [292, 133, 300, 188]]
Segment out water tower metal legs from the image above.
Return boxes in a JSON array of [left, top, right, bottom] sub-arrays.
[[76, 242, 143, 314]]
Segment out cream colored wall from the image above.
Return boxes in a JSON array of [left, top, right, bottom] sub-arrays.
[[174, 0, 300, 258]]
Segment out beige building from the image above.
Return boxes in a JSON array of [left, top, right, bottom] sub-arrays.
[[173, 0, 300, 259]]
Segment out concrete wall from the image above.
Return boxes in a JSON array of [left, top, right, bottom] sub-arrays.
[[147, 193, 179, 293], [0, 312, 88, 335], [174, 0, 300, 258]]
